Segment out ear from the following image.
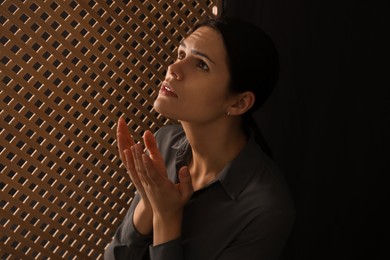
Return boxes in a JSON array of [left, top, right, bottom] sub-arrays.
[[227, 91, 255, 116]]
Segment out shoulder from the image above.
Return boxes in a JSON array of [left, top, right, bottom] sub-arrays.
[[254, 158, 295, 225], [239, 152, 295, 235], [223, 135, 294, 213], [233, 139, 294, 215]]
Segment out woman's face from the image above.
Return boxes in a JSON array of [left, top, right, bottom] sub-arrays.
[[154, 26, 232, 124]]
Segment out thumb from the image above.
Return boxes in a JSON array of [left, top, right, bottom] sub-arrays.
[[178, 166, 193, 201]]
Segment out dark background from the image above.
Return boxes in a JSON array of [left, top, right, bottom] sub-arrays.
[[221, 0, 389, 259]]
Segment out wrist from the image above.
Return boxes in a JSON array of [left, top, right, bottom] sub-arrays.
[[138, 199, 152, 214], [152, 212, 183, 246], [133, 200, 153, 235]]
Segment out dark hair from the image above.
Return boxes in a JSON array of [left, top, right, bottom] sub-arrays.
[[194, 17, 279, 158], [194, 17, 279, 114]]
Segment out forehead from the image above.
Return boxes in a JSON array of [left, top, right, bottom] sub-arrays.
[[181, 26, 227, 62], [186, 26, 221, 43]]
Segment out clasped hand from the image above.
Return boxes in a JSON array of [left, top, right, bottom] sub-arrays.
[[117, 118, 193, 221]]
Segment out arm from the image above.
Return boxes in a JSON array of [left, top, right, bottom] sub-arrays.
[[131, 130, 194, 260], [105, 118, 154, 259], [117, 117, 154, 235], [104, 193, 152, 260], [107, 119, 193, 260]]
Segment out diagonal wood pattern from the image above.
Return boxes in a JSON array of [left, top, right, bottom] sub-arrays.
[[0, 0, 217, 258]]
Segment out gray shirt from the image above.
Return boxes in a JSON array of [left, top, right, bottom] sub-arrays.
[[105, 125, 295, 260]]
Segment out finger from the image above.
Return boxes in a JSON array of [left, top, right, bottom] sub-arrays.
[[131, 144, 142, 175], [143, 130, 166, 174], [132, 143, 152, 186], [125, 149, 150, 203], [117, 117, 135, 163], [142, 154, 162, 186], [117, 117, 132, 138], [143, 130, 163, 161], [178, 166, 194, 202], [117, 118, 134, 155], [123, 149, 138, 184], [125, 156, 142, 193]]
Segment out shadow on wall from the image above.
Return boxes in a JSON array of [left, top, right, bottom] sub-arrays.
[[222, 0, 390, 259]]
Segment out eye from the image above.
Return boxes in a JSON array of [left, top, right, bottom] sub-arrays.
[[177, 51, 185, 60], [197, 60, 209, 71]]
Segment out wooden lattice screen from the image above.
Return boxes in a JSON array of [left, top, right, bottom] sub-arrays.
[[0, 0, 218, 258]]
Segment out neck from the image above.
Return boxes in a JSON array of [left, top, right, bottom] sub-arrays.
[[180, 118, 247, 189]]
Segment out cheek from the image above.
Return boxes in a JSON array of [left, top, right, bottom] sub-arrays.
[[189, 83, 229, 108], [202, 75, 230, 101]]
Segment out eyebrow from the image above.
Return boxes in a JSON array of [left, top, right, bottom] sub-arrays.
[[180, 42, 216, 64]]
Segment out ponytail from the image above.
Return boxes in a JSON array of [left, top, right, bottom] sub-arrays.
[[243, 115, 273, 159]]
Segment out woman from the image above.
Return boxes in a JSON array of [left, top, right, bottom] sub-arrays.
[[105, 17, 294, 260]]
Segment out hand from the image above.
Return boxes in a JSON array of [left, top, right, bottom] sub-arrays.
[[117, 118, 153, 235], [131, 131, 193, 244], [132, 130, 193, 217], [117, 118, 150, 208]]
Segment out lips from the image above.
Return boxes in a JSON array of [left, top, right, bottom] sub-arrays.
[[160, 81, 178, 97]]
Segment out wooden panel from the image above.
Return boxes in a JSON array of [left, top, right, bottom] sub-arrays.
[[0, 0, 217, 258]]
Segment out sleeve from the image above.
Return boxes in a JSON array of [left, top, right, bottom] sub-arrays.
[[149, 238, 183, 260], [216, 209, 295, 260], [104, 194, 153, 260], [141, 209, 294, 260]]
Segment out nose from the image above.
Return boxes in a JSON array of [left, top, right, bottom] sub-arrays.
[[167, 60, 183, 81]]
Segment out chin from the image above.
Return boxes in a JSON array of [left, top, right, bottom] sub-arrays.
[[154, 99, 175, 119], [153, 99, 164, 114]]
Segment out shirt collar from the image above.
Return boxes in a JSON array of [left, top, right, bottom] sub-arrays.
[[172, 133, 263, 200], [218, 134, 262, 200]]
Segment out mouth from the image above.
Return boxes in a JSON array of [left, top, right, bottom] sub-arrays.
[[160, 81, 178, 97]]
